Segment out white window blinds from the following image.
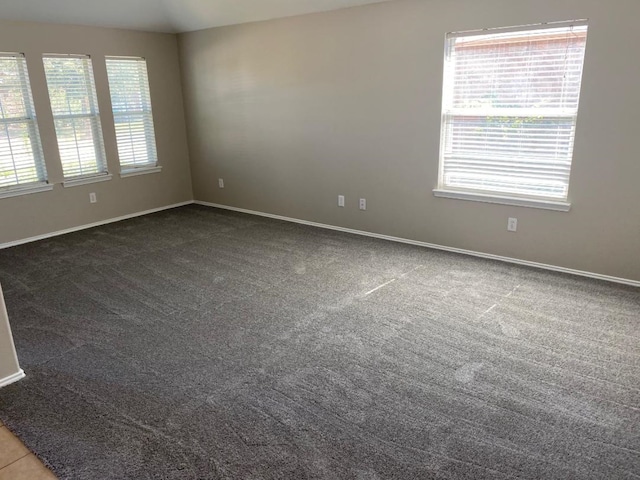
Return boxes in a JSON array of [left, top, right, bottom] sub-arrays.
[[439, 21, 588, 200], [0, 53, 46, 189], [43, 55, 107, 179], [105, 57, 157, 171]]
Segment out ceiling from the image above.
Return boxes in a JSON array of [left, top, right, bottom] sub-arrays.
[[0, 0, 394, 33]]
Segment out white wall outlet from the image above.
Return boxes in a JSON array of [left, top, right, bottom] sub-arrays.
[[507, 217, 518, 232], [218, 178, 224, 188], [359, 198, 367, 210], [338, 195, 345, 207], [89, 192, 97, 204]]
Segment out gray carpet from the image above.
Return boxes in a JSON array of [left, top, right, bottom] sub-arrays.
[[0, 205, 638, 479]]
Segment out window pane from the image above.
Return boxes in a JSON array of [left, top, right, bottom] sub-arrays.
[[106, 57, 157, 169], [0, 122, 42, 187], [451, 27, 588, 111], [54, 117, 103, 177], [43, 55, 107, 179], [0, 54, 46, 188]]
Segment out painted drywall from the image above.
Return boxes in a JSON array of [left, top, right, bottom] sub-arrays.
[[0, 0, 394, 33], [0, 283, 21, 383], [178, 0, 640, 282], [0, 20, 193, 244]]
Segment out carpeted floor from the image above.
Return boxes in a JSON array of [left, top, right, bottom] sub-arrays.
[[0, 205, 638, 479]]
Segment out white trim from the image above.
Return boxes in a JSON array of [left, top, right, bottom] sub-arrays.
[[120, 166, 162, 178], [63, 173, 113, 188], [0, 201, 193, 249], [448, 19, 589, 39], [0, 183, 53, 199], [194, 201, 639, 288], [43, 53, 91, 59], [0, 370, 25, 389], [106, 55, 147, 61], [433, 189, 571, 212], [447, 108, 577, 118]]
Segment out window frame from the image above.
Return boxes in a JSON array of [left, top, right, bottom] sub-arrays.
[[434, 20, 589, 211], [42, 53, 109, 185], [0, 52, 51, 198], [105, 56, 160, 176]]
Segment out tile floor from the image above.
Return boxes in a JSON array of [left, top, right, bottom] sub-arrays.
[[0, 420, 56, 479]]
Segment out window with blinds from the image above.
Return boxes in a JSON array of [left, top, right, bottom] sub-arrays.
[[0, 53, 47, 190], [438, 21, 588, 201], [43, 55, 107, 179], [105, 57, 157, 171]]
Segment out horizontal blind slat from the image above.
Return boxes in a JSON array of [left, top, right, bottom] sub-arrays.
[[106, 57, 157, 169], [0, 54, 47, 188], [43, 55, 107, 179]]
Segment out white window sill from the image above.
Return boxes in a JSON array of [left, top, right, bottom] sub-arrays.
[[63, 173, 113, 188], [0, 183, 54, 199], [120, 166, 162, 178], [433, 189, 571, 212]]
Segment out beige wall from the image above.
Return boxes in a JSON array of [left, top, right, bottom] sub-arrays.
[[0, 284, 21, 382], [0, 20, 193, 244], [179, 0, 640, 282]]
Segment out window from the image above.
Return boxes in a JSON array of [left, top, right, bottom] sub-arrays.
[[105, 57, 158, 173], [43, 54, 108, 181], [0, 53, 48, 194], [436, 21, 588, 209]]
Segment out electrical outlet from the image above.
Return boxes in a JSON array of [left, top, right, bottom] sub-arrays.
[[359, 198, 366, 211], [218, 178, 224, 188], [507, 217, 518, 232], [89, 192, 97, 204], [338, 195, 345, 207]]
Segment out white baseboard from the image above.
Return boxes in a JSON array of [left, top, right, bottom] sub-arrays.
[[194, 200, 640, 288], [0, 201, 194, 250], [2, 198, 636, 287], [0, 369, 25, 389]]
